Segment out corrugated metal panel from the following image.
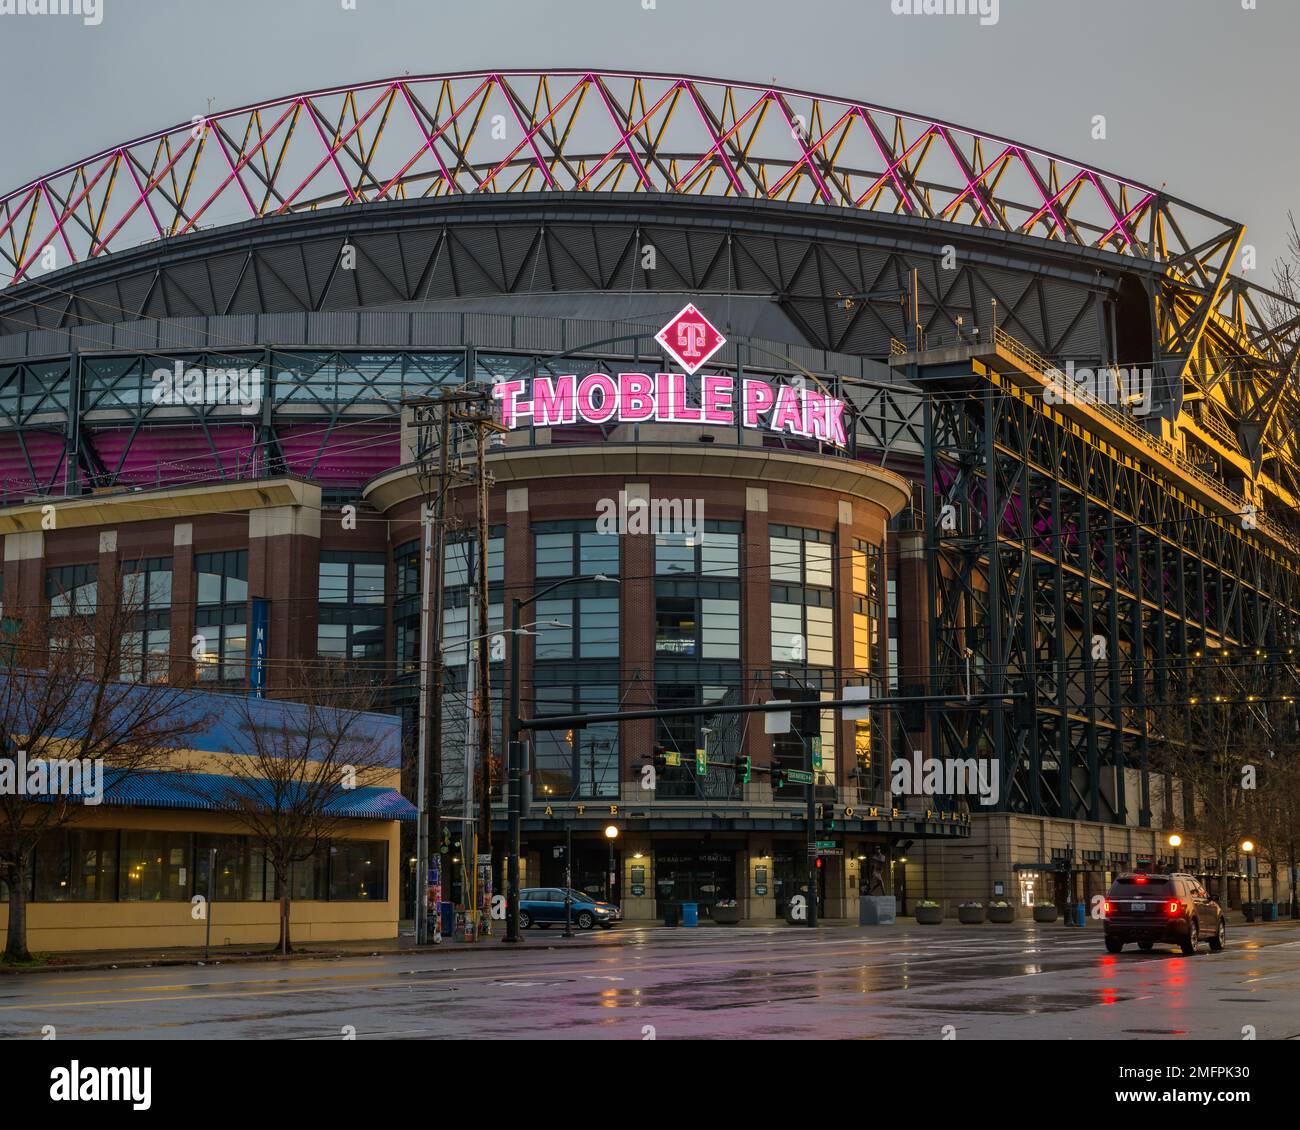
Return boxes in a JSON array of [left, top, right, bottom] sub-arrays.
[[28, 330, 69, 355], [89, 769, 416, 821], [359, 311, 410, 348], [71, 324, 113, 351], [157, 317, 208, 351], [513, 316, 562, 353], [307, 311, 358, 347], [259, 312, 307, 345], [113, 319, 159, 352]]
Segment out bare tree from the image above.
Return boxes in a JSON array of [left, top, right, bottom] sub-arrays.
[[210, 673, 397, 954], [0, 578, 203, 962], [1148, 659, 1275, 903]]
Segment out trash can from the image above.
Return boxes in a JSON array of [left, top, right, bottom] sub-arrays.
[[663, 902, 680, 927], [1262, 900, 1277, 922], [440, 901, 456, 937], [1075, 901, 1086, 927], [680, 901, 699, 928]]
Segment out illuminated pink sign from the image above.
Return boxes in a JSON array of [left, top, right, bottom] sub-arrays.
[[655, 303, 727, 375], [493, 372, 849, 447]]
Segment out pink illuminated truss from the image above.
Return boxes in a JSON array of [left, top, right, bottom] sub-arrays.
[[0, 69, 1242, 294]]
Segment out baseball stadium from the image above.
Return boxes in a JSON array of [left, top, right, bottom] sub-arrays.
[[1, 69, 1297, 935]]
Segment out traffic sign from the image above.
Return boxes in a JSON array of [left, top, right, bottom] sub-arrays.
[[810, 736, 822, 770], [665, 750, 681, 767], [815, 840, 837, 849], [695, 749, 707, 774], [787, 769, 814, 784]]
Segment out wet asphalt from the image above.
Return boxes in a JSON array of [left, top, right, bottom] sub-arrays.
[[2, 922, 1298, 1040]]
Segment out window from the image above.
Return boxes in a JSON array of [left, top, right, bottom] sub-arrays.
[[319, 553, 385, 604], [655, 595, 739, 659], [533, 683, 619, 799], [119, 830, 193, 901], [533, 524, 619, 579], [771, 592, 834, 666], [653, 683, 743, 799], [318, 552, 386, 673], [770, 527, 837, 667], [769, 526, 834, 588], [47, 563, 97, 617], [328, 841, 388, 900], [655, 528, 739, 578], [121, 557, 173, 683], [196, 551, 247, 683]]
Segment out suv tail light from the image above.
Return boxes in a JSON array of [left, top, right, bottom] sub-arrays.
[[1103, 900, 1112, 915], [1166, 899, 1181, 915]]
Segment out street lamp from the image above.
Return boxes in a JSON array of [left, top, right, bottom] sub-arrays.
[[1241, 840, 1256, 906], [504, 573, 620, 944], [1168, 833, 1182, 874], [605, 824, 620, 903]]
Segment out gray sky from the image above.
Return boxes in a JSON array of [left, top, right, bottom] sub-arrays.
[[1, 0, 1294, 275]]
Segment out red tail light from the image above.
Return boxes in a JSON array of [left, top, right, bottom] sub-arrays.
[[1166, 899, 1181, 915], [1103, 900, 1112, 915]]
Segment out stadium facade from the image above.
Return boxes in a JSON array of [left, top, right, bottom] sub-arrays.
[[1, 70, 1297, 925]]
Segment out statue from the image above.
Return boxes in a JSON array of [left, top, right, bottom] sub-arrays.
[[867, 847, 888, 896]]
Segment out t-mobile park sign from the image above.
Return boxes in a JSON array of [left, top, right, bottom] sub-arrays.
[[492, 304, 849, 448]]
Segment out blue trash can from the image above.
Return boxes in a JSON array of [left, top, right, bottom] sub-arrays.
[[680, 901, 699, 927], [439, 901, 456, 937], [1075, 901, 1086, 927]]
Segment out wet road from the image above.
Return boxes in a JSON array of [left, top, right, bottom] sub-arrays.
[[3, 923, 1299, 1040]]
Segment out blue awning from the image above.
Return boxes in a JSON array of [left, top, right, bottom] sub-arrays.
[[80, 769, 417, 821]]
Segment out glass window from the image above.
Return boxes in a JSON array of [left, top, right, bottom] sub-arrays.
[[328, 841, 388, 901], [195, 551, 248, 606], [770, 537, 802, 583], [656, 533, 696, 576], [656, 597, 697, 657], [119, 830, 193, 901], [534, 599, 573, 660], [535, 533, 572, 578], [578, 597, 619, 659], [701, 599, 740, 659], [47, 564, 98, 617], [701, 532, 739, 577]]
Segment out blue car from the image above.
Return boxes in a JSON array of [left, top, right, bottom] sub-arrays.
[[518, 887, 622, 930]]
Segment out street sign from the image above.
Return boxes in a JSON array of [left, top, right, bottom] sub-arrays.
[[816, 848, 843, 857], [695, 749, 707, 774], [842, 684, 872, 721], [765, 700, 792, 734], [665, 750, 681, 767], [815, 840, 837, 849], [787, 769, 814, 784]]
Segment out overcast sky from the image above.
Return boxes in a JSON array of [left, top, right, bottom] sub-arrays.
[[1, 0, 1294, 275]]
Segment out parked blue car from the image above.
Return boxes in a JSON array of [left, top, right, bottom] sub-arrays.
[[518, 887, 622, 930]]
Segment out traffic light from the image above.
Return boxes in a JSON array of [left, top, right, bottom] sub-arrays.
[[644, 744, 669, 774], [732, 755, 751, 789], [770, 765, 787, 790]]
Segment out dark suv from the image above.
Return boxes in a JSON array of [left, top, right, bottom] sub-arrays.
[[1103, 872, 1225, 955]]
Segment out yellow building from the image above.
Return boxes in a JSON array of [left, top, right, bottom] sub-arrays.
[[0, 689, 413, 954]]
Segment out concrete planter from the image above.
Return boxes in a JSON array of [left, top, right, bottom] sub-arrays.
[[957, 904, 984, 925], [1033, 905, 1058, 924], [987, 904, 1016, 923], [712, 905, 741, 925], [915, 904, 943, 925]]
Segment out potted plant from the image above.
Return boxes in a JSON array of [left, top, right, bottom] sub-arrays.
[[986, 900, 1015, 923], [958, 901, 984, 924], [915, 900, 943, 925], [712, 899, 741, 925], [1033, 902, 1058, 923]]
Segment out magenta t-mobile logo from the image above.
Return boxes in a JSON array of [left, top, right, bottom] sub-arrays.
[[656, 303, 726, 374]]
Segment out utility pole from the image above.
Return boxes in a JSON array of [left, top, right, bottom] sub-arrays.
[[474, 416, 496, 936]]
